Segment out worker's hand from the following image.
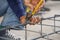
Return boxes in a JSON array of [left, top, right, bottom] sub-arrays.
[[20, 15, 41, 25], [20, 13, 32, 24], [20, 16, 26, 24], [24, 0, 34, 11], [30, 17, 40, 25], [31, 0, 40, 6], [24, 0, 45, 12]]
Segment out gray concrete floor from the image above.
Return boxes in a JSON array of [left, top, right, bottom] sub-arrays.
[[0, 1, 60, 40]]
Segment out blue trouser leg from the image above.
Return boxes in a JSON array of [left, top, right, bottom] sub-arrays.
[[1, 7, 24, 30]]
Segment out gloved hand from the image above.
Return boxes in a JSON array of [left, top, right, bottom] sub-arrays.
[[24, 0, 45, 12], [20, 14, 40, 25], [29, 16, 40, 25]]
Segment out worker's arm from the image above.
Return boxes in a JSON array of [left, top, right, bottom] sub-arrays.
[[24, 0, 45, 11], [7, 0, 26, 19]]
